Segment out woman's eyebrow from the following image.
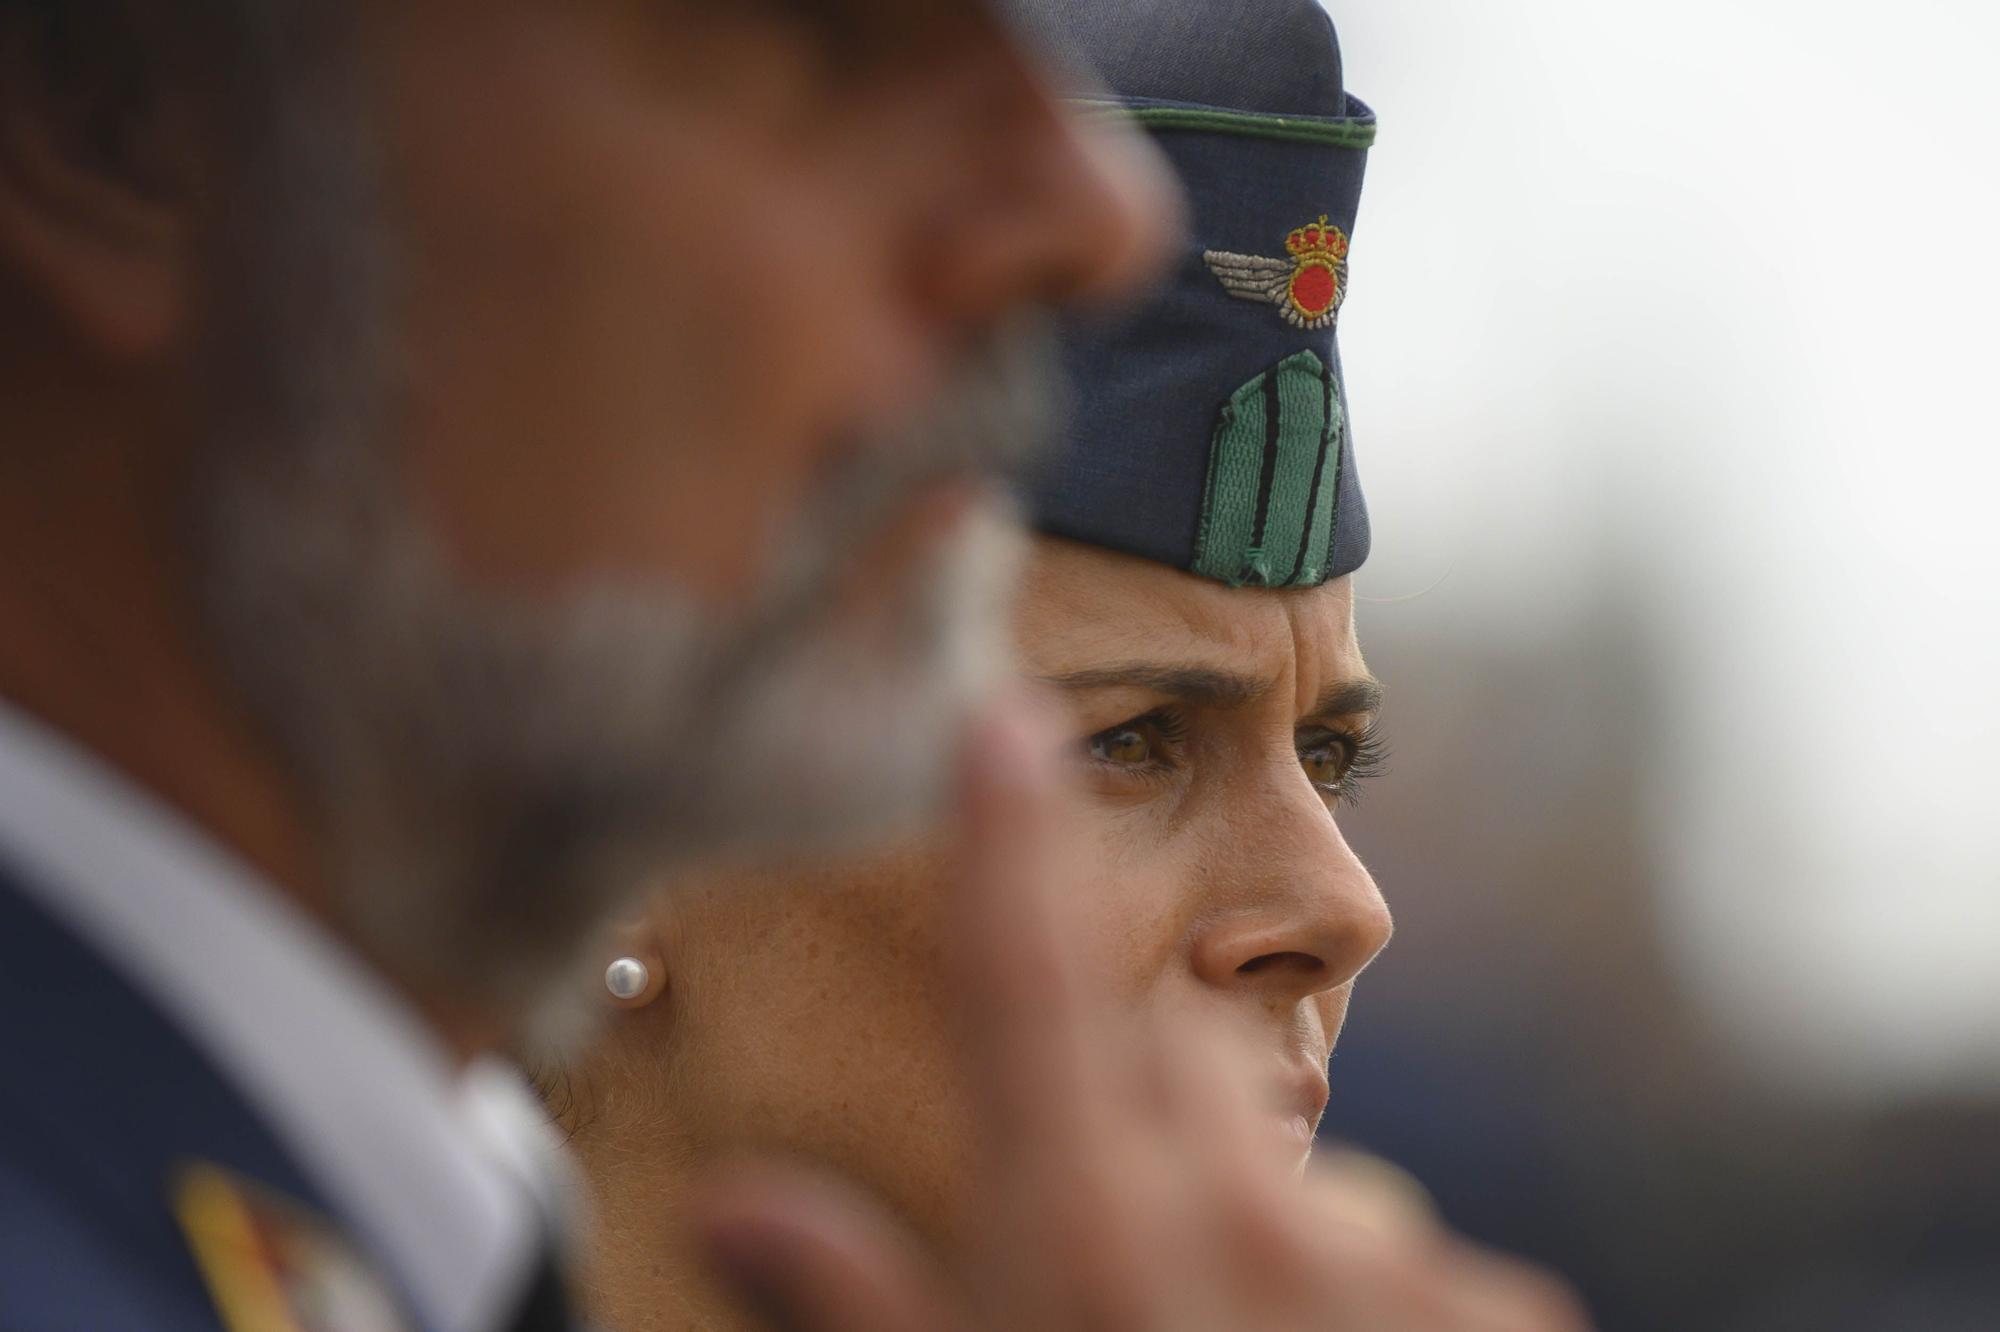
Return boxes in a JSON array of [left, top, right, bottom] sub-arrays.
[[1311, 678, 1385, 718], [1036, 664, 1271, 709]]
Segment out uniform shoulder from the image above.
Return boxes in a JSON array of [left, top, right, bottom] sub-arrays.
[[0, 1153, 223, 1332]]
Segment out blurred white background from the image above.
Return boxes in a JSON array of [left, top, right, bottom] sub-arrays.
[[1332, 0, 2000, 1102]]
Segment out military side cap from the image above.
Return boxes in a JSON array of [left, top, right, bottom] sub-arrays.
[[1019, 0, 1375, 588]]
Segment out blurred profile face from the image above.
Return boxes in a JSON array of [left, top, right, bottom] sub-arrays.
[[353, 0, 1158, 600], [155, 0, 1169, 1011], [559, 537, 1395, 1329]]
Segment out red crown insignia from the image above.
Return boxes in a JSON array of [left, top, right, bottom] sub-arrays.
[[1203, 215, 1351, 331], [1285, 217, 1350, 262]]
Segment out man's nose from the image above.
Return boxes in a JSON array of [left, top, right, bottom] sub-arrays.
[[909, 52, 1181, 329], [1188, 785, 1394, 1009]]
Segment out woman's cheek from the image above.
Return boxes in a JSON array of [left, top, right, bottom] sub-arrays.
[[1075, 826, 1196, 993]]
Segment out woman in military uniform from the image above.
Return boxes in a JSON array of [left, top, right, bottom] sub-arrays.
[[540, 5, 1591, 1331]]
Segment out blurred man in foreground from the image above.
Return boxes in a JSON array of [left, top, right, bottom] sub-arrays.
[[0, 1, 1589, 1330], [0, 2, 1159, 1326]]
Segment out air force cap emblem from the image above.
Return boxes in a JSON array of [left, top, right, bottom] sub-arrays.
[[1204, 216, 1351, 330]]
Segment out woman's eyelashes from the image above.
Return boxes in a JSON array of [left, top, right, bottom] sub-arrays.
[[1297, 721, 1388, 807], [1082, 709, 1191, 786], [1080, 710, 1388, 806]]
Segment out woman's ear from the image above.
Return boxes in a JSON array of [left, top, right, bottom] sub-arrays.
[[0, 8, 206, 357], [601, 918, 669, 1011]]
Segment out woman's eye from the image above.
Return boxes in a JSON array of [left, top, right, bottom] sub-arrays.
[[1089, 723, 1158, 766], [1081, 712, 1187, 772], [1299, 723, 1387, 806], [1299, 737, 1349, 792]]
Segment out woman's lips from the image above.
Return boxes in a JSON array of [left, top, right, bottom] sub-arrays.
[[1269, 1067, 1330, 1168], [1267, 1113, 1317, 1176], [1284, 1068, 1332, 1131]]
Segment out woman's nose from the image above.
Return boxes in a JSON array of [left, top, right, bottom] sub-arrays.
[[1188, 798, 1393, 1008]]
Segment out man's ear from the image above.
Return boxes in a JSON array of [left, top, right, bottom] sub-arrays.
[[0, 7, 205, 358]]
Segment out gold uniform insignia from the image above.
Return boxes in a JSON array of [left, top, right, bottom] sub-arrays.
[[1204, 215, 1351, 330], [172, 1162, 416, 1332]]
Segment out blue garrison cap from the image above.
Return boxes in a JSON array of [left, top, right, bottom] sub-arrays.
[[1019, 0, 1374, 588]]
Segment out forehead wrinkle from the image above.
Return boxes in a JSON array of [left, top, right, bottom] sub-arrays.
[[1276, 575, 1367, 720], [1017, 541, 1372, 724], [1016, 541, 1295, 673]]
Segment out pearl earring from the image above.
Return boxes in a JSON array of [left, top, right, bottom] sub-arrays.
[[604, 957, 650, 1002]]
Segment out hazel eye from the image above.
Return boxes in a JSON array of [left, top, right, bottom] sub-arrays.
[[1081, 711, 1188, 774], [1298, 736, 1350, 792], [1298, 723, 1388, 807], [1089, 722, 1159, 767]]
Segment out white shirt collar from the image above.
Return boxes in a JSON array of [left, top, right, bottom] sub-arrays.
[[0, 700, 561, 1332]]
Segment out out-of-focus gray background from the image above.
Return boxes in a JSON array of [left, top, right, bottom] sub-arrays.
[[1323, 3, 2000, 1328]]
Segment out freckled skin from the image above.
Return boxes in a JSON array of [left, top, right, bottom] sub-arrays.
[[564, 537, 1394, 1331]]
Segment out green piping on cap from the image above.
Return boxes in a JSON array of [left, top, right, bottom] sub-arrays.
[[1070, 99, 1377, 149]]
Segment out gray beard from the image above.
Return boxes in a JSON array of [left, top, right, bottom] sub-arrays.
[[187, 21, 1049, 1023]]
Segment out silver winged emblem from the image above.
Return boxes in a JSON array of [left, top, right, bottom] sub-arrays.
[[1203, 216, 1350, 331]]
